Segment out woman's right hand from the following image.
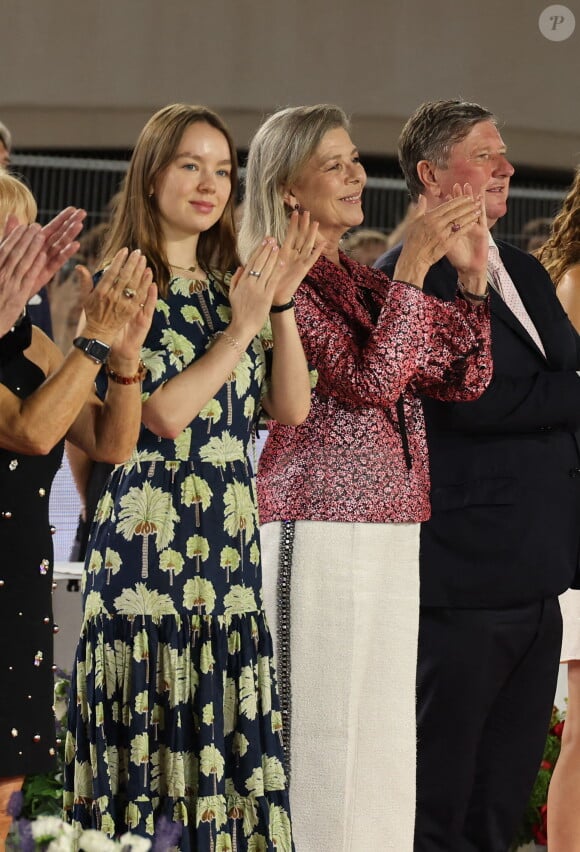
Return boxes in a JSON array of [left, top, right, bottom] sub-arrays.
[[227, 239, 287, 342], [78, 248, 154, 344]]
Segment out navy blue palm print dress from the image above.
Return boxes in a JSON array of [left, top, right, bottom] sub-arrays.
[[64, 272, 293, 852]]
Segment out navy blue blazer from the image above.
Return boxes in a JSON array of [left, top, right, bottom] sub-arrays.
[[376, 240, 580, 607]]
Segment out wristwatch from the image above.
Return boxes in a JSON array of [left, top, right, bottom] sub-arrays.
[[72, 336, 111, 365]]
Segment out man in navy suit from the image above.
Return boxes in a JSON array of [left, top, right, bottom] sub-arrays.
[[376, 99, 580, 851]]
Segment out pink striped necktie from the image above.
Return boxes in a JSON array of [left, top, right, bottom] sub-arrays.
[[488, 245, 545, 357]]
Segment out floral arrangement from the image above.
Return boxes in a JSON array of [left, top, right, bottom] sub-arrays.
[[512, 704, 566, 849], [6, 672, 181, 851], [7, 810, 153, 851]]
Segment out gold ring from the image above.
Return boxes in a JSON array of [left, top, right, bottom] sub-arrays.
[[122, 288, 137, 299], [248, 270, 261, 278]]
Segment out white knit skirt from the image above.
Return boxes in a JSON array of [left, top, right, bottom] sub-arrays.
[[559, 588, 580, 662], [260, 519, 420, 852]]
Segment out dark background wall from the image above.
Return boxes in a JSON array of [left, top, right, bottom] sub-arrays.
[[1, 0, 579, 171]]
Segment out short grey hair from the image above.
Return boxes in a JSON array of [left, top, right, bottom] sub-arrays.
[[238, 104, 349, 262], [0, 121, 12, 153], [398, 99, 497, 201]]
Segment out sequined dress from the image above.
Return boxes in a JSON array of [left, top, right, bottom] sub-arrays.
[[0, 315, 62, 776], [64, 273, 293, 851]]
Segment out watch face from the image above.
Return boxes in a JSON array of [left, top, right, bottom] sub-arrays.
[[86, 339, 110, 362], [74, 337, 110, 364]]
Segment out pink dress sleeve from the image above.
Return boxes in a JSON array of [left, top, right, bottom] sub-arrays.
[[296, 280, 492, 408]]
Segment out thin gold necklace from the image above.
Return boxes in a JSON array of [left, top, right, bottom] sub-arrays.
[[169, 262, 199, 273], [169, 262, 208, 281]]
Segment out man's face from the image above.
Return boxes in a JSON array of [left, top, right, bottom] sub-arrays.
[[427, 121, 514, 227]]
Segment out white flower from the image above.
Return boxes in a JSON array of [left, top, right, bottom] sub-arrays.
[[47, 836, 74, 852], [78, 829, 119, 851], [31, 815, 74, 840], [118, 833, 152, 851], [17, 816, 152, 852]]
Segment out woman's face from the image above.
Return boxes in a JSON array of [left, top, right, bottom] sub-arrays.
[[153, 121, 232, 242], [286, 127, 366, 245]]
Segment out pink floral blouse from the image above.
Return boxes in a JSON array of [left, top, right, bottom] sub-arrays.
[[258, 253, 493, 524]]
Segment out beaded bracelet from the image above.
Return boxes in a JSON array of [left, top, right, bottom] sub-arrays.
[[270, 297, 295, 313], [106, 360, 147, 385], [214, 329, 244, 354], [458, 281, 489, 302]]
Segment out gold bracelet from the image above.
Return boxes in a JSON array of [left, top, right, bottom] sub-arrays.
[[214, 330, 244, 354], [106, 360, 147, 385]]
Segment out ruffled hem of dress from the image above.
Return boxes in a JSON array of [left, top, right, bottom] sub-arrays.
[[64, 789, 293, 851], [64, 610, 292, 850]]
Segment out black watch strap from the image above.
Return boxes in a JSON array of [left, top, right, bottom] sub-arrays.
[[73, 336, 111, 365]]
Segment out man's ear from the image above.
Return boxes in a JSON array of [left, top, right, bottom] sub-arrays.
[[416, 160, 442, 197]]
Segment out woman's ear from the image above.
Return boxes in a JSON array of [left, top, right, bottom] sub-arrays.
[[283, 187, 298, 210]]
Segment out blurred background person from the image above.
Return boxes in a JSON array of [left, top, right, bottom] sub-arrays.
[[536, 165, 580, 852], [522, 216, 553, 253], [49, 221, 109, 354], [0, 121, 11, 170], [342, 227, 389, 265]]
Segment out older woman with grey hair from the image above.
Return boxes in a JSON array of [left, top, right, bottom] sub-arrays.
[[239, 104, 493, 850]]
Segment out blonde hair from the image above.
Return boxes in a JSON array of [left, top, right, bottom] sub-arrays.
[[0, 172, 37, 229], [535, 167, 580, 285], [238, 104, 349, 262], [100, 104, 239, 298]]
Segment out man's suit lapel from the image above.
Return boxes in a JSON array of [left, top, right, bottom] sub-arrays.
[[487, 288, 547, 360], [497, 244, 551, 363], [435, 249, 549, 361]]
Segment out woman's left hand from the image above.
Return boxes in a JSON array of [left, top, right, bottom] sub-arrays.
[[76, 249, 158, 365], [270, 210, 326, 305], [110, 278, 158, 365]]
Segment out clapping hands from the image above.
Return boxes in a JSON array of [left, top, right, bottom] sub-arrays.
[[229, 211, 324, 341], [394, 186, 485, 289]]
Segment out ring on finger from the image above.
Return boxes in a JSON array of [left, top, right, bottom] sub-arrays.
[[248, 270, 261, 278], [450, 222, 461, 233], [122, 287, 137, 299]]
